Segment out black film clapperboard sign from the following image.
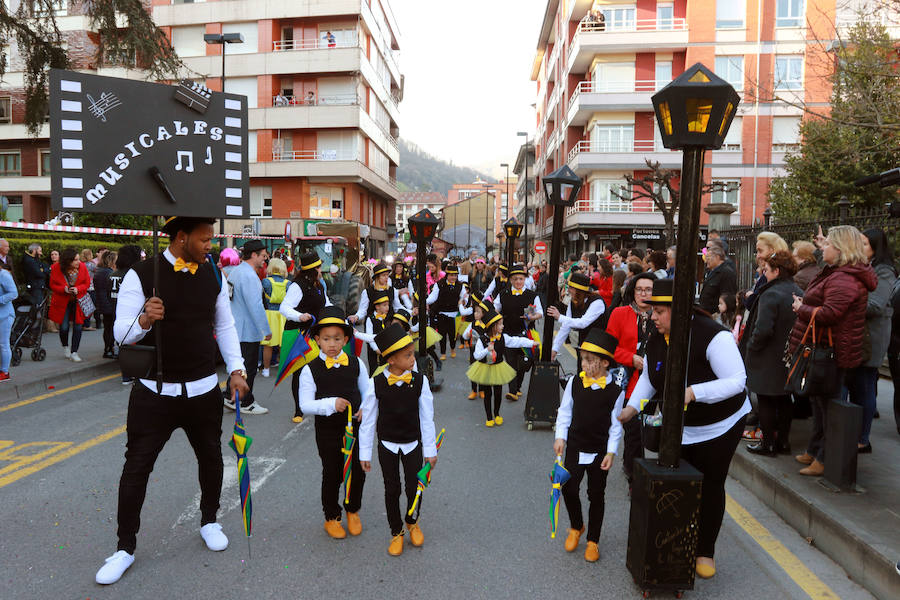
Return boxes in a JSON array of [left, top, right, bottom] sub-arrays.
[[49, 69, 250, 218]]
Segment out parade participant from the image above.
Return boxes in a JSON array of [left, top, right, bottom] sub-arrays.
[[483, 263, 510, 300], [260, 258, 288, 378], [549, 272, 607, 374], [95, 216, 249, 585], [352, 261, 410, 324], [494, 264, 543, 400], [619, 278, 750, 580], [362, 292, 392, 372], [297, 306, 374, 539], [554, 329, 624, 562], [280, 251, 333, 423], [391, 262, 411, 306], [461, 291, 492, 400], [359, 323, 438, 556], [426, 264, 466, 360], [603, 273, 655, 487], [410, 292, 443, 370], [469, 258, 491, 296], [468, 309, 539, 427]]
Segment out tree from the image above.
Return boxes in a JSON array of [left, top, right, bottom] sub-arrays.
[[1, 0, 183, 135], [767, 18, 900, 220]]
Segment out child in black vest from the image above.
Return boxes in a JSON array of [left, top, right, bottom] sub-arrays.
[[425, 264, 465, 360], [298, 306, 374, 540], [553, 329, 624, 562], [359, 323, 438, 557], [362, 292, 392, 373], [411, 292, 442, 370], [468, 309, 539, 427], [461, 291, 491, 400]]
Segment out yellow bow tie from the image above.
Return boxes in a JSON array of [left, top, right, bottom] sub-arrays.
[[490, 334, 502, 342], [512, 289, 523, 296], [375, 314, 386, 321], [325, 353, 349, 369], [173, 257, 199, 274], [475, 320, 484, 328], [387, 372, 413, 386], [580, 371, 607, 389]]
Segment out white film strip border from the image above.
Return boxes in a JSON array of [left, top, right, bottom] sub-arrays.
[[223, 97, 244, 217], [59, 78, 85, 209]]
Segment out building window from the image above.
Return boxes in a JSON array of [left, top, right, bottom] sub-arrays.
[[714, 56, 744, 91], [0, 97, 10, 124], [3, 195, 22, 221], [600, 7, 636, 31], [249, 186, 273, 218], [775, 56, 803, 90], [310, 185, 344, 219], [39, 149, 51, 176], [711, 180, 740, 205], [655, 62, 672, 89], [776, 0, 804, 27], [0, 151, 21, 176], [716, 0, 745, 28], [591, 124, 634, 152], [657, 3, 674, 29], [722, 116, 742, 150], [772, 116, 802, 151], [589, 180, 632, 212]]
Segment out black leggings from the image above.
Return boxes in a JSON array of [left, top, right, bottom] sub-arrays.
[[102, 313, 115, 353], [437, 315, 457, 353], [482, 385, 503, 420], [291, 371, 304, 418], [756, 394, 792, 447], [562, 450, 610, 543]]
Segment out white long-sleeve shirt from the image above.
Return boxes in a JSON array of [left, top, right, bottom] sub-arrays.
[[426, 281, 468, 318], [551, 299, 606, 353], [279, 279, 332, 323], [297, 352, 374, 416], [472, 333, 535, 361], [627, 330, 750, 445], [114, 248, 244, 397], [354, 286, 411, 322], [358, 369, 438, 462], [555, 376, 625, 457]]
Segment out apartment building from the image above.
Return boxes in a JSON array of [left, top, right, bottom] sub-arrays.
[[447, 179, 518, 241], [530, 0, 860, 255], [1, 0, 402, 256], [396, 190, 446, 244]]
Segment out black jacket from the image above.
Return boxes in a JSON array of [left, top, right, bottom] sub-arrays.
[[739, 277, 802, 396], [699, 262, 737, 314], [92, 267, 115, 315], [22, 253, 49, 291]]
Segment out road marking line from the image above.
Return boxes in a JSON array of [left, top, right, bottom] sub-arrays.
[[725, 494, 840, 599], [0, 441, 74, 476], [566, 344, 577, 358], [0, 374, 120, 413], [0, 425, 126, 489]]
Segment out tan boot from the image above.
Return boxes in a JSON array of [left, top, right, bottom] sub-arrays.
[[798, 459, 824, 476], [564, 527, 584, 552], [467, 391, 478, 400], [388, 533, 404, 556], [324, 519, 346, 539], [795, 452, 814, 465], [407, 523, 424, 547], [584, 541, 600, 562], [346, 511, 362, 536]]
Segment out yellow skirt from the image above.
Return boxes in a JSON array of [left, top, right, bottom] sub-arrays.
[[412, 326, 441, 350], [467, 360, 517, 386], [262, 310, 286, 347]]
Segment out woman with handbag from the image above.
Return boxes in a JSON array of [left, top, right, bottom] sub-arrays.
[[789, 226, 876, 476], [740, 250, 802, 456], [49, 248, 91, 362]]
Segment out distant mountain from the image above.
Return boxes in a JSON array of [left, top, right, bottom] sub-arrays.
[[397, 139, 495, 195]]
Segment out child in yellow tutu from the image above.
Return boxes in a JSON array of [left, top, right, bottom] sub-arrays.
[[261, 258, 288, 377], [468, 309, 539, 427], [461, 291, 491, 400]]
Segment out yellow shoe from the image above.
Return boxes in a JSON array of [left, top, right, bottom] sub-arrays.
[[584, 541, 600, 562], [564, 527, 584, 552], [494, 415, 504, 426], [515, 391, 523, 398], [467, 391, 478, 400], [292, 415, 304, 424], [407, 523, 424, 547], [346, 511, 362, 536], [388, 534, 404, 556], [440, 354, 446, 361], [479, 391, 485, 398], [695, 557, 716, 579], [485, 420, 495, 428], [505, 392, 518, 401], [324, 519, 346, 539], [450, 350, 456, 358]]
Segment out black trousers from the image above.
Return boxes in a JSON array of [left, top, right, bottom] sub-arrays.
[[377, 442, 423, 535], [116, 383, 224, 554], [291, 371, 304, 418], [504, 347, 532, 394], [889, 352, 900, 433], [314, 416, 365, 521], [102, 313, 115, 353], [680, 416, 746, 558], [483, 385, 503, 420], [561, 449, 610, 543], [622, 416, 643, 482], [436, 314, 456, 353], [224, 341, 259, 407], [757, 394, 792, 447]]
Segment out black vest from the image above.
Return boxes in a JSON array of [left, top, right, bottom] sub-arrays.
[[369, 314, 389, 337], [391, 275, 408, 291], [307, 354, 363, 426], [133, 255, 219, 382], [499, 287, 538, 335], [365, 285, 395, 316], [572, 295, 607, 346], [477, 332, 506, 364], [568, 377, 620, 453], [285, 277, 326, 331], [644, 315, 745, 427], [373, 371, 424, 444], [435, 279, 462, 313], [492, 275, 509, 296]]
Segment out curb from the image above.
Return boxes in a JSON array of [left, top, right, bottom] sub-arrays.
[[730, 451, 899, 600], [0, 359, 121, 403]]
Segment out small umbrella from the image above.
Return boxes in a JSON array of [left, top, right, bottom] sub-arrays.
[[228, 391, 253, 557], [407, 428, 446, 518], [274, 326, 319, 388], [549, 455, 570, 539], [341, 408, 357, 503]]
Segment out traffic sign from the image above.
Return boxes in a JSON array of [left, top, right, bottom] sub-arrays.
[[535, 241, 547, 254]]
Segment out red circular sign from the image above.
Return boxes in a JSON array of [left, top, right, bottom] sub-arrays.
[[535, 241, 547, 254]]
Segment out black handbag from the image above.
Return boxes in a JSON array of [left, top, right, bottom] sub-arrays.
[[785, 307, 840, 396], [117, 312, 156, 379]]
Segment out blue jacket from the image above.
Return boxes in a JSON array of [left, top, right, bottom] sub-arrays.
[[228, 261, 271, 342], [0, 269, 17, 320]]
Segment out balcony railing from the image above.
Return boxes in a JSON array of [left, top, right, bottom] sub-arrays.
[[578, 18, 687, 34], [772, 143, 801, 153], [272, 150, 359, 161], [567, 139, 666, 163], [570, 79, 667, 101], [272, 93, 361, 107], [272, 37, 360, 52], [566, 198, 661, 214]]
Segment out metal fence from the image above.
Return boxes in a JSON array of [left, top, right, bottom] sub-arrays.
[[724, 204, 900, 289]]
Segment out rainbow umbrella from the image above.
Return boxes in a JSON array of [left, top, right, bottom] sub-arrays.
[[343, 332, 365, 358], [228, 392, 253, 557], [407, 428, 446, 518], [274, 326, 319, 387], [341, 408, 357, 503], [549, 455, 570, 539], [523, 328, 542, 361]]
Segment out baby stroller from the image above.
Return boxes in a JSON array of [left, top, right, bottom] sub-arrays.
[[11, 295, 48, 366]]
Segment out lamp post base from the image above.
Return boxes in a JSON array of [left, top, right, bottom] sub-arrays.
[[417, 355, 442, 391], [626, 458, 703, 595], [523, 361, 561, 431]]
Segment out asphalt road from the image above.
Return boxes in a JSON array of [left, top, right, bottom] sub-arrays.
[[0, 343, 875, 600]]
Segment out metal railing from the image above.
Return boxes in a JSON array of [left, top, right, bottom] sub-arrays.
[[272, 150, 359, 161], [578, 17, 687, 34], [271, 93, 360, 107], [565, 197, 660, 214], [772, 143, 801, 153], [272, 37, 359, 51], [567, 139, 666, 163], [570, 79, 668, 104]]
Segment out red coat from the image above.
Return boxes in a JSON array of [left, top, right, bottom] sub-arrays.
[[605, 305, 642, 398], [48, 261, 91, 325], [596, 275, 613, 307], [788, 262, 877, 369]]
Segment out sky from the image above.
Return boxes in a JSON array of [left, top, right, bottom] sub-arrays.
[[390, 0, 547, 181]]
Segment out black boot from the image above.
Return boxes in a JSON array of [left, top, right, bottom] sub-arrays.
[[775, 441, 792, 455], [746, 442, 777, 457]]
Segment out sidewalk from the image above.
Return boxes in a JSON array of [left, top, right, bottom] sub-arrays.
[[0, 325, 120, 401], [729, 379, 900, 600]]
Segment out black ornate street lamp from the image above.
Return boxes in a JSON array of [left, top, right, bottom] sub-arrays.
[[503, 217, 523, 264], [626, 62, 740, 595], [408, 208, 441, 387]]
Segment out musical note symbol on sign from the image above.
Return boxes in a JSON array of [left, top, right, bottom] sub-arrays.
[[175, 150, 194, 172], [86, 92, 123, 122], [205, 146, 213, 165]]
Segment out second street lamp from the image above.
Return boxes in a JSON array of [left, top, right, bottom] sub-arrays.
[[407, 208, 442, 389], [503, 217, 523, 264]]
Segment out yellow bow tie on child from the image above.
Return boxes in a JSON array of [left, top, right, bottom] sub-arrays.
[[580, 371, 607, 389], [387, 372, 412, 386], [173, 257, 199, 274], [512, 289, 523, 296], [490, 334, 502, 342], [375, 314, 386, 321], [325, 353, 349, 369]]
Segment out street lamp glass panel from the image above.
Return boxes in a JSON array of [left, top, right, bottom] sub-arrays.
[[542, 165, 583, 207], [503, 218, 523, 240], [686, 98, 713, 133], [659, 102, 673, 135], [408, 208, 439, 243]]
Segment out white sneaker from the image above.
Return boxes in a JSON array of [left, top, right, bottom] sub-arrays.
[[200, 523, 229, 551], [95, 550, 134, 584], [223, 398, 236, 411], [63, 347, 71, 358], [242, 402, 269, 415], [70, 352, 82, 362], [261, 368, 270, 377]]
